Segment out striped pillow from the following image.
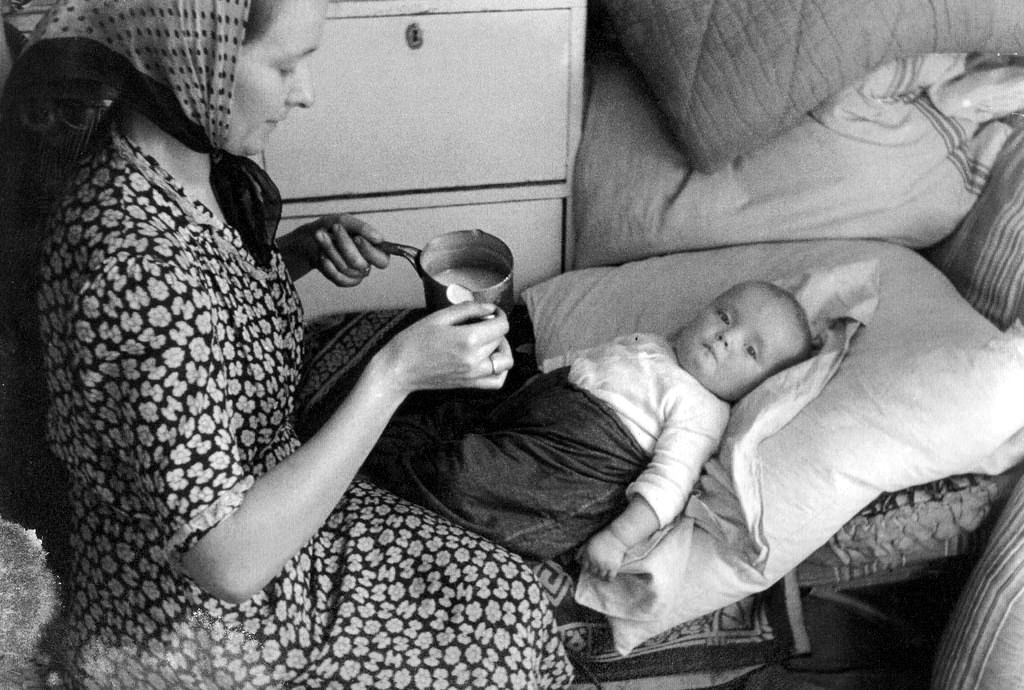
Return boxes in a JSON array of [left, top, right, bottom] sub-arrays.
[[932, 465, 1024, 688], [928, 125, 1024, 329]]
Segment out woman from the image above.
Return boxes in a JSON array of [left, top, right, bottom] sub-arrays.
[[3, 0, 573, 686]]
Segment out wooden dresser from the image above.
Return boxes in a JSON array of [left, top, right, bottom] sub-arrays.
[[265, 0, 587, 317]]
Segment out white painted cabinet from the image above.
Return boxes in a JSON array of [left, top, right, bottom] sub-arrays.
[[266, 0, 587, 317]]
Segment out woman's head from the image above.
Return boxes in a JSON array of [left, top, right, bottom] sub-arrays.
[[18, 0, 327, 155], [2, 0, 323, 268], [671, 281, 814, 402], [227, 0, 327, 156]]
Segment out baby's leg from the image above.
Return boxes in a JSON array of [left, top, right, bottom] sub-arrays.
[[411, 369, 650, 561]]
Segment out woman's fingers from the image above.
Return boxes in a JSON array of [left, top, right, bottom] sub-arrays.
[[329, 214, 389, 270], [381, 305, 516, 392], [336, 213, 383, 245], [352, 234, 390, 269], [486, 337, 514, 376], [341, 216, 390, 269], [312, 229, 365, 286], [431, 301, 503, 326], [311, 215, 390, 286], [426, 305, 513, 385], [327, 221, 371, 274]]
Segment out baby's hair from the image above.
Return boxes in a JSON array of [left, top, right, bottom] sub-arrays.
[[732, 280, 814, 371], [762, 282, 813, 366]]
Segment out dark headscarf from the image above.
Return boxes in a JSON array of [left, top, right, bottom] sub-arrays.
[[1, 0, 281, 266]]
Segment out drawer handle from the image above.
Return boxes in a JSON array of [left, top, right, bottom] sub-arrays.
[[405, 23, 424, 49]]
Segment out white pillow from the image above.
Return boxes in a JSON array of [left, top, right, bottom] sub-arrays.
[[524, 239, 1024, 653], [572, 48, 1012, 269]]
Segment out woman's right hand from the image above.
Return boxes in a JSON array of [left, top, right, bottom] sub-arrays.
[[370, 302, 513, 395], [277, 213, 389, 284]]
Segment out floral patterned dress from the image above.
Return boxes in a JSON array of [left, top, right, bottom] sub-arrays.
[[36, 129, 573, 689]]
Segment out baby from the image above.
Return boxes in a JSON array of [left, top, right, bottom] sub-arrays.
[[364, 280, 814, 576], [575, 280, 813, 578]]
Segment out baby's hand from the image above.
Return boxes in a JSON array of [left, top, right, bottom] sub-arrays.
[[580, 529, 629, 581]]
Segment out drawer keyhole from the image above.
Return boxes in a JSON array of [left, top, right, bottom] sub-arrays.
[[405, 23, 424, 49]]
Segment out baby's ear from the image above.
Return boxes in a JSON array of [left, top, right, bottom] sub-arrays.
[[807, 314, 832, 351]]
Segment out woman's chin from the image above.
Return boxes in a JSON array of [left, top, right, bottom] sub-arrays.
[[225, 130, 274, 159]]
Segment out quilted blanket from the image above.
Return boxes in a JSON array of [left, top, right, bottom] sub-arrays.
[[601, 0, 1024, 171]]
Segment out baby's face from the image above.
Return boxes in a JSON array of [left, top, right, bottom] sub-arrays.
[[672, 283, 810, 402]]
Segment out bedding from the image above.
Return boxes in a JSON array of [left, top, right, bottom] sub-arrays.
[[932, 464, 1024, 689], [597, 0, 1024, 172], [532, 558, 794, 684], [796, 472, 1015, 589], [538, 258, 879, 564], [572, 43, 1018, 268], [928, 123, 1024, 329], [523, 239, 1024, 653], [294, 296, 1019, 672], [714, 260, 878, 567]]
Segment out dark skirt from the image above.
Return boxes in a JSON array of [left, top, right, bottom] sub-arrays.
[[363, 367, 648, 561]]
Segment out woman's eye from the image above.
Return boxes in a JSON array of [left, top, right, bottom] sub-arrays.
[[717, 310, 730, 324]]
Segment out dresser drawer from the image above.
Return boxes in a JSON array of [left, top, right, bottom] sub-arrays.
[[264, 9, 572, 200], [283, 198, 563, 318]]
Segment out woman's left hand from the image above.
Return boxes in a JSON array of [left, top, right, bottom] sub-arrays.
[[277, 213, 390, 284]]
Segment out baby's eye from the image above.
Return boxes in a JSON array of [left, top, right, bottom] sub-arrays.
[[745, 344, 758, 360]]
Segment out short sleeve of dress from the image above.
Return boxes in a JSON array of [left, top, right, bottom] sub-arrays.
[[71, 252, 254, 558]]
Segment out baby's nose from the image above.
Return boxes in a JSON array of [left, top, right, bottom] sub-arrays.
[[717, 330, 739, 348]]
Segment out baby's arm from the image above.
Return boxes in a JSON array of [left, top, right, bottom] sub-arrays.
[[580, 386, 729, 579], [581, 495, 660, 580]]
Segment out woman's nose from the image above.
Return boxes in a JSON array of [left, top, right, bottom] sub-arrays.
[[288, 65, 316, 109]]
